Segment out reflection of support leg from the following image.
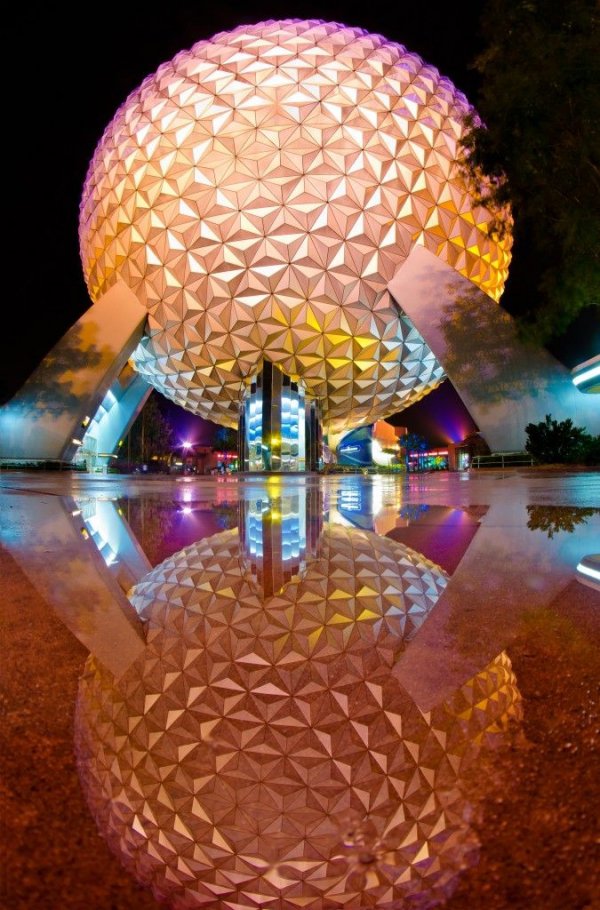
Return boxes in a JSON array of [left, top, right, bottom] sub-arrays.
[[389, 246, 600, 449], [0, 493, 146, 678], [395, 496, 600, 711]]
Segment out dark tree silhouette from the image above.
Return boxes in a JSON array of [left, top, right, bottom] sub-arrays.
[[125, 393, 174, 464], [525, 414, 598, 464], [213, 425, 238, 452], [399, 432, 428, 471], [460, 0, 600, 344]]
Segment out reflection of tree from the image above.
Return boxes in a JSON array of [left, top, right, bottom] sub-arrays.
[[213, 503, 238, 530], [10, 324, 108, 416], [120, 497, 176, 565], [122, 498, 239, 564], [399, 504, 430, 521], [439, 282, 543, 405], [526, 505, 600, 539]]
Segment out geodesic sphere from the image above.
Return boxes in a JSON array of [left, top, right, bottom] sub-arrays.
[[76, 526, 521, 909], [79, 19, 511, 431]]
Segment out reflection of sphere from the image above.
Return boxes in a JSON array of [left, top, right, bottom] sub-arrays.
[[76, 527, 520, 908], [79, 20, 511, 432]]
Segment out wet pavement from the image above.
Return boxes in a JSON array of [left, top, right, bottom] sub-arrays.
[[1, 469, 599, 909]]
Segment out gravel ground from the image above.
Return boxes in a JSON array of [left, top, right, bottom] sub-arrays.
[[444, 579, 600, 910], [0, 546, 160, 910]]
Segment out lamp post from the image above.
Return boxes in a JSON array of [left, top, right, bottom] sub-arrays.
[[180, 440, 194, 474]]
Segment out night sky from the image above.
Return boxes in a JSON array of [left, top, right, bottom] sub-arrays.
[[3, 3, 595, 435]]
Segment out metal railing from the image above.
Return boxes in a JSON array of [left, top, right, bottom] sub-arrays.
[[472, 452, 534, 469]]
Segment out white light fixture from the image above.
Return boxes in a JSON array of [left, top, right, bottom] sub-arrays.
[[572, 364, 600, 386], [576, 556, 600, 592]]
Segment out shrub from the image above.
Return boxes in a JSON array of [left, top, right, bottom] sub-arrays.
[[581, 433, 600, 466], [525, 414, 598, 464]]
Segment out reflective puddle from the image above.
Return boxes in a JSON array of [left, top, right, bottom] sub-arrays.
[[1, 472, 599, 908]]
